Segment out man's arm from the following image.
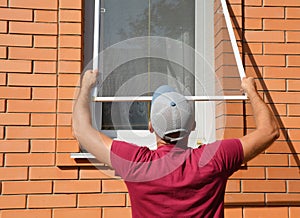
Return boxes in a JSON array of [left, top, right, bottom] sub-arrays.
[[240, 77, 280, 163], [72, 69, 113, 166]]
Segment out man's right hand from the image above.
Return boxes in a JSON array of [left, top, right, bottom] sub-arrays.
[[241, 77, 257, 96]]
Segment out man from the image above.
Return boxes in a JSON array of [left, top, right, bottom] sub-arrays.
[[73, 70, 279, 217]]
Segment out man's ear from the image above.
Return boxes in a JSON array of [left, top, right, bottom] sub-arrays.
[[148, 121, 154, 133]]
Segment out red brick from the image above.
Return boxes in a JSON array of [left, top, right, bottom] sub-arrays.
[[6, 153, 55, 166], [225, 193, 264, 205], [58, 87, 78, 99], [57, 114, 72, 125], [29, 167, 78, 180], [57, 100, 73, 112], [32, 87, 57, 99], [289, 154, 300, 167], [0, 209, 51, 218], [0, 167, 28, 180], [8, 74, 56, 86], [59, 48, 81, 61], [28, 194, 76, 208], [54, 180, 101, 193], [244, 207, 288, 218], [6, 127, 56, 139], [224, 208, 242, 218], [59, 0, 82, 9], [35, 10, 57, 22], [0, 195, 26, 209], [286, 8, 300, 19], [0, 46, 6, 58], [7, 100, 56, 112], [225, 179, 241, 192], [288, 180, 300, 192], [103, 208, 132, 218], [245, 7, 284, 18], [288, 105, 300, 116], [247, 154, 288, 167], [264, 19, 300, 31], [0, 87, 30, 99], [0, 21, 7, 33], [0, 126, 3, 139], [31, 140, 56, 152], [59, 23, 81, 35], [0, 34, 32, 46], [288, 55, 300, 67], [34, 61, 57, 74], [0, 60, 32, 72], [289, 129, 300, 141], [0, 153, 3, 166], [290, 207, 300, 218], [0, 113, 29, 125], [0, 8, 33, 21], [53, 208, 102, 218], [242, 180, 286, 192], [281, 117, 300, 128], [2, 181, 52, 194], [31, 113, 56, 126], [10, 22, 57, 35], [57, 126, 73, 139], [59, 36, 81, 48], [245, 55, 285, 67], [0, 99, 5, 112], [256, 79, 286, 91], [264, 67, 300, 79], [0, 0, 7, 6], [58, 74, 80, 86], [245, 18, 262, 30], [0, 73, 5, 85], [266, 140, 300, 154], [245, 0, 262, 6], [266, 193, 300, 205], [9, 47, 57, 61], [58, 61, 81, 73], [231, 167, 265, 179], [34, 35, 57, 48], [59, 10, 82, 22], [264, 0, 300, 6], [10, 0, 58, 9], [264, 43, 300, 55], [268, 92, 300, 104], [102, 180, 128, 192], [267, 167, 300, 179], [56, 140, 79, 152], [78, 193, 126, 207], [287, 32, 300, 43]]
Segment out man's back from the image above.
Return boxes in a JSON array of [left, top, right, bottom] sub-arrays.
[[111, 139, 243, 217]]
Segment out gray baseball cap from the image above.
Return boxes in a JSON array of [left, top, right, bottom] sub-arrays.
[[150, 85, 195, 142]]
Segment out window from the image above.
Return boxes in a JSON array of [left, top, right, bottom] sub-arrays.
[[82, 0, 246, 150]]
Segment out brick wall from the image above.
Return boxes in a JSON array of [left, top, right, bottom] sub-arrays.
[[0, 0, 300, 218]]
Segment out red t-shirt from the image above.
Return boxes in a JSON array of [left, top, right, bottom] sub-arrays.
[[110, 139, 243, 218]]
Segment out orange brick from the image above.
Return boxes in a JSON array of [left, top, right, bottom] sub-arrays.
[[267, 167, 300, 179], [244, 42, 263, 54], [56, 140, 79, 152], [32, 87, 57, 99], [0, 60, 32, 72], [0, 73, 5, 85], [29, 167, 78, 180], [0, 113, 29, 125], [269, 92, 300, 104], [56, 153, 97, 167], [266, 140, 299, 154], [59, 23, 81, 35], [10, 22, 57, 35], [287, 32, 300, 43], [0, 46, 6, 58], [256, 79, 286, 91], [34, 35, 57, 48], [225, 193, 264, 205], [31, 113, 56, 126], [58, 87, 78, 99], [0, 153, 3, 166], [0, 8, 33, 21], [103, 208, 132, 218], [28, 194, 76, 208], [59, 10, 82, 22], [225, 179, 241, 192], [217, 128, 244, 139], [281, 117, 300, 128], [0, 0, 7, 6], [223, 116, 243, 128], [7, 100, 56, 112], [58, 61, 81, 73], [242, 180, 286, 192], [0, 99, 5, 112], [59, 0, 82, 9], [54, 180, 101, 193], [35, 10, 57, 22], [0, 167, 28, 180], [0, 21, 7, 33], [34, 61, 57, 74], [245, 55, 285, 67], [0, 87, 30, 99], [231, 167, 265, 179], [244, 207, 288, 218], [31, 140, 56, 152], [264, 67, 300, 79], [57, 126, 73, 139], [289, 129, 300, 140], [59, 48, 81, 61], [78, 193, 126, 207], [245, 7, 284, 18], [264, 19, 300, 31], [59, 36, 81, 48], [0, 209, 51, 218], [2, 181, 52, 194], [288, 180, 300, 192], [264, 0, 300, 6], [224, 207, 242, 218], [246, 31, 285, 43], [288, 104, 300, 116], [0, 34, 32, 46], [102, 180, 128, 192], [267, 193, 300, 205], [245, 0, 262, 6], [58, 74, 80, 86], [5, 153, 55, 166], [6, 127, 56, 139], [288, 55, 300, 67], [10, 0, 58, 9], [289, 154, 300, 167], [57, 100, 73, 112], [290, 207, 300, 218], [0, 126, 3, 139], [8, 74, 56, 86], [9, 47, 57, 61], [245, 18, 262, 29], [57, 114, 72, 125], [264, 43, 300, 55], [286, 8, 300, 19], [0, 140, 29, 152], [0, 195, 26, 209], [53, 208, 102, 218]]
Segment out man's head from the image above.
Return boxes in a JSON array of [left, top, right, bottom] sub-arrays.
[[150, 85, 195, 144]]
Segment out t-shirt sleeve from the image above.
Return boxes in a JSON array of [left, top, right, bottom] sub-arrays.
[[110, 140, 150, 178]]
